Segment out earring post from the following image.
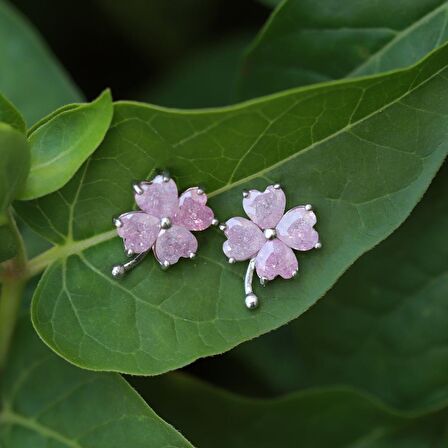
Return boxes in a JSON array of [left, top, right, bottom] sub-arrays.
[[244, 258, 259, 309], [112, 251, 148, 278]]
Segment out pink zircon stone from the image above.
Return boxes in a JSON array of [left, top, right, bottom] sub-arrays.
[[276, 206, 319, 251], [223, 217, 265, 261], [155, 225, 198, 265], [135, 175, 179, 218], [243, 185, 286, 229], [255, 239, 298, 280], [174, 187, 214, 231], [117, 212, 160, 253]]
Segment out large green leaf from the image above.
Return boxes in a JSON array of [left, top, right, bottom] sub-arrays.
[[239, 0, 448, 99], [18, 90, 113, 201], [17, 45, 448, 374], [230, 162, 448, 412], [0, 317, 194, 447], [0, 0, 82, 125], [140, 374, 448, 448], [0, 123, 30, 261]]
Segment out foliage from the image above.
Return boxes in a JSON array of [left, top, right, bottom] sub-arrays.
[[240, 0, 448, 99], [0, 317, 193, 447], [0, 0, 447, 446], [0, 1, 81, 124]]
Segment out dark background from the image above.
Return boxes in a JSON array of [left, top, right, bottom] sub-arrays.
[[11, 0, 268, 103]]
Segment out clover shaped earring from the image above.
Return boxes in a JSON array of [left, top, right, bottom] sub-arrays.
[[220, 184, 321, 309], [112, 173, 218, 277]]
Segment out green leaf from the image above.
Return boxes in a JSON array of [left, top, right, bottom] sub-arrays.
[[18, 90, 113, 201], [27, 103, 81, 136], [17, 45, 448, 374], [0, 93, 26, 133], [0, 0, 82, 124], [230, 162, 448, 412], [239, 0, 448, 99], [0, 123, 30, 261], [0, 317, 194, 447], [138, 374, 448, 448]]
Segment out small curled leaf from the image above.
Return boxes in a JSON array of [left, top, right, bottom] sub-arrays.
[[18, 89, 113, 201]]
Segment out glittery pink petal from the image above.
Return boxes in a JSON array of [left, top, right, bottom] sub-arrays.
[[255, 239, 298, 280], [135, 175, 179, 218], [116, 212, 160, 253], [222, 217, 265, 261], [154, 225, 198, 265], [276, 206, 319, 251], [178, 187, 207, 206], [174, 187, 214, 231], [243, 185, 286, 229]]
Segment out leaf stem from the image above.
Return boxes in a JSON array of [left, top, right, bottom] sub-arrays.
[[0, 278, 25, 369], [25, 229, 116, 280], [0, 208, 27, 370]]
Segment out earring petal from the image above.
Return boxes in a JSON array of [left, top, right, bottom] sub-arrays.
[[276, 206, 319, 251], [174, 187, 214, 231], [154, 225, 198, 265], [242, 185, 286, 229], [135, 175, 179, 218], [116, 212, 160, 253], [255, 239, 298, 280], [222, 217, 265, 261]]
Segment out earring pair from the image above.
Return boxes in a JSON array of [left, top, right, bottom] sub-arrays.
[[111, 173, 321, 309]]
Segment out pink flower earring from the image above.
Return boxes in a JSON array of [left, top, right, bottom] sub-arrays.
[[220, 184, 321, 309], [112, 173, 218, 277]]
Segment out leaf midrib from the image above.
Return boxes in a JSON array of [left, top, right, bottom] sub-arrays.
[[24, 56, 448, 277]]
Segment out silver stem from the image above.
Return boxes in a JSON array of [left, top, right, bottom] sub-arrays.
[[244, 258, 259, 309], [112, 252, 148, 278]]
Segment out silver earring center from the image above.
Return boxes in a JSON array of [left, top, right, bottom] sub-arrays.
[[264, 228, 276, 240], [160, 217, 172, 230]]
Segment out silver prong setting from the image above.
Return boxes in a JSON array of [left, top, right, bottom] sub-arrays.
[[219, 223, 227, 232], [211, 218, 219, 226], [197, 188, 205, 195], [242, 190, 249, 198], [189, 252, 196, 259], [314, 242, 322, 249], [113, 217, 123, 228], [125, 248, 134, 257], [228, 257, 236, 264], [292, 269, 298, 278], [273, 183, 281, 190], [162, 173, 171, 183], [260, 277, 268, 287], [305, 204, 313, 211], [161, 260, 170, 270], [133, 182, 144, 195]]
